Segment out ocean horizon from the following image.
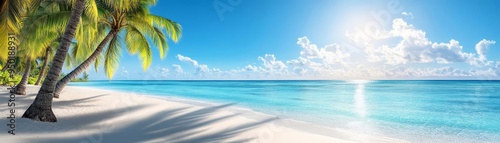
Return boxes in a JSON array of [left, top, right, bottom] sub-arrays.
[[69, 80, 500, 142]]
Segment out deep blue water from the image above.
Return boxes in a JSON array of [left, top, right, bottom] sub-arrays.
[[69, 80, 500, 142]]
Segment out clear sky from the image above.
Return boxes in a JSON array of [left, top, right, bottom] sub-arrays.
[[80, 0, 500, 80]]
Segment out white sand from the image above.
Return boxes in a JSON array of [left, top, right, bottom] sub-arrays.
[[0, 85, 406, 143]]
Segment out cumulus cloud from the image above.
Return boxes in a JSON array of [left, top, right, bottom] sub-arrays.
[[348, 18, 494, 67], [244, 65, 258, 72], [297, 37, 351, 64], [160, 67, 169, 73], [429, 40, 473, 64], [293, 67, 308, 75], [177, 54, 206, 73], [150, 67, 170, 78], [258, 54, 288, 75], [287, 57, 314, 67], [177, 54, 199, 66], [176, 54, 223, 76], [297, 37, 322, 58], [285, 37, 355, 76], [475, 39, 496, 61], [172, 64, 183, 73]]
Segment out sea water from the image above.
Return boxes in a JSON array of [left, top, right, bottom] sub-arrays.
[[70, 80, 500, 142]]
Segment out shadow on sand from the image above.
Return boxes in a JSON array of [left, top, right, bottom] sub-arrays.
[[1, 91, 277, 143], [37, 103, 276, 143]]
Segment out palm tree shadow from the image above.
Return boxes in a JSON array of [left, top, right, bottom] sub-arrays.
[[33, 103, 277, 143], [54, 94, 109, 107], [0, 93, 109, 113]]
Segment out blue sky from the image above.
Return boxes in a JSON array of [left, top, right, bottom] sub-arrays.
[[80, 0, 500, 80]]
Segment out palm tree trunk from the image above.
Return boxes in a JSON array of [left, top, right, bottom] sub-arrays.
[[22, 0, 86, 122], [54, 30, 117, 98], [12, 58, 31, 95], [1, 64, 7, 72], [35, 47, 50, 85]]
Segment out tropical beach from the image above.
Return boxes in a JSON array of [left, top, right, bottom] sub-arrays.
[[2, 80, 499, 142], [2, 0, 500, 143]]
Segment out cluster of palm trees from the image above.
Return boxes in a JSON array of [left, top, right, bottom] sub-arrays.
[[1, 0, 182, 122]]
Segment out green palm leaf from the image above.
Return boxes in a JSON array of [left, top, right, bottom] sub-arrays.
[[104, 35, 122, 78]]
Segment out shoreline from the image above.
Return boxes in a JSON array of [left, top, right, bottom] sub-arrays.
[[0, 85, 404, 143], [76, 86, 410, 143], [73, 86, 408, 142]]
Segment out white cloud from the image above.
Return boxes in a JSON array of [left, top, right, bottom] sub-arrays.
[[402, 12, 413, 19], [349, 18, 493, 67], [177, 54, 210, 74], [244, 65, 258, 72], [286, 56, 324, 75], [118, 67, 129, 79], [176, 54, 199, 66], [197, 64, 209, 73], [297, 37, 351, 64], [121, 67, 129, 75], [293, 67, 307, 75], [285, 37, 355, 77], [475, 39, 496, 61], [212, 68, 222, 73], [429, 39, 473, 64], [176, 54, 222, 76], [258, 54, 288, 75], [150, 67, 171, 78], [297, 37, 322, 58], [160, 68, 169, 73], [160, 68, 169, 76], [287, 57, 314, 67], [495, 62, 500, 76], [172, 64, 183, 73]]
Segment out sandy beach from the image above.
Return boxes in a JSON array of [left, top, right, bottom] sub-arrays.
[[0, 85, 405, 143]]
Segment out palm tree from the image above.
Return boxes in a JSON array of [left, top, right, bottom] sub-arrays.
[[35, 46, 52, 85], [22, 0, 97, 122], [12, 58, 31, 95], [11, 0, 93, 95], [53, 0, 182, 98], [5, 0, 45, 95], [34, 34, 73, 86]]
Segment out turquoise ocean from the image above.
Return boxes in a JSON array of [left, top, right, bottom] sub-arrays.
[[70, 80, 500, 142]]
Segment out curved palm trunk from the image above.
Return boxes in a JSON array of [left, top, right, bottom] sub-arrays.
[[1, 64, 8, 72], [54, 30, 117, 98], [22, 0, 86, 122], [35, 47, 51, 85], [13, 58, 31, 95]]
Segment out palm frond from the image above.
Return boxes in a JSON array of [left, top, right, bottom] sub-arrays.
[[84, 0, 98, 22], [0, 0, 23, 33], [94, 52, 103, 72], [124, 26, 151, 70], [25, 10, 72, 38], [103, 35, 122, 79], [127, 19, 165, 58], [149, 14, 182, 42], [99, 0, 142, 13], [64, 51, 74, 69]]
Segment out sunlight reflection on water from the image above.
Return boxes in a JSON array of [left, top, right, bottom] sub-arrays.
[[354, 82, 366, 117]]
